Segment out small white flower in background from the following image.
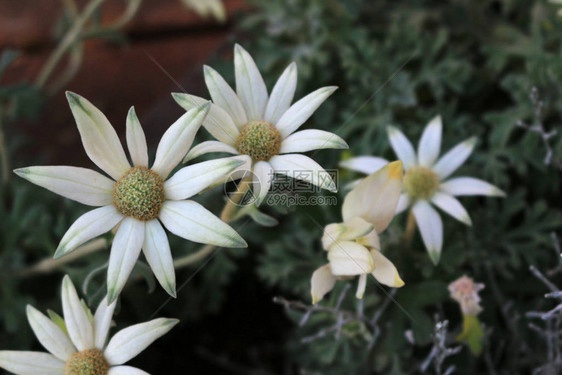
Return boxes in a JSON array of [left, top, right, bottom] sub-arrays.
[[14, 93, 247, 303], [311, 161, 405, 304], [340, 115, 505, 264], [0, 275, 177, 375], [550, 0, 562, 16], [173, 44, 347, 206], [448, 275, 485, 316], [179, 0, 226, 22]]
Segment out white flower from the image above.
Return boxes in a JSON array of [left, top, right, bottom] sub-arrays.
[[448, 275, 485, 316], [14, 93, 247, 302], [0, 275, 177, 375], [311, 161, 405, 304], [180, 0, 226, 21], [340, 115, 505, 264], [172, 44, 347, 206]]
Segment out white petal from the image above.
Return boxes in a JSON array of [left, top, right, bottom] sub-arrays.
[[203, 65, 248, 127], [412, 200, 443, 265], [269, 154, 336, 192], [432, 137, 477, 179], [108, 366, 150, 375], [327, 241, 374, 276], [172, 93, 240, 145], [264, 62, 297, 124], [356, 274, 367, 299], [217, 155, 253, 182], [0, 351, 65, 374], [61, 275, 94, 351], [339, 156, 388, 175], [26, 305, 75, 361], [431, 192, 472, 226], [159, 200, 247, 248], [280, 129, 348, 153], [395, 193, 411, 215], [440, 177, 505, 197], [417, 115, 442, 167], [93, 297, 116, 350], [66, 92, 130, 180], [322, 217, 374, 250], [14, 166, 114, 206], [234, 44, 268, 121], [104, 318, 178, 365], [107, 218, 145, 303], [54, 206, 123, 259], [164, 157, 245, 200], [143, 220, 176, 298], [386, 126, 417, 169], [183, 141, 239, 163], [252, 161, 274, 206], [310, 264, 336, 304], [357, 229, 381, 251], [151, 103, 210, 180], [370, 250, 405, 288], [275, 86, 337, 138], [126, 107, 149, 168], [342, 161, 403, 233]]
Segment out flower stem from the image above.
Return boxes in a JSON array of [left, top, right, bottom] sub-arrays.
[[35, 0, 109, 88], [403, 209, 416, 246], [18, 238, 108, 279], [173, 177, 252, 270]]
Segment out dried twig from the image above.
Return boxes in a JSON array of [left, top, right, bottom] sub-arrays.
[[420, 320, 462, 375], [517, 87, 561, 171], [526, 238, 562, 374], [273, 287, 396, 347]]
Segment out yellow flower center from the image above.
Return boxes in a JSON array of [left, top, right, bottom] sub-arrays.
[[235, 120, 281, 162], [65, 349, 110, 375], [113, 167, 165, 221], [403, 166, 440, 200]]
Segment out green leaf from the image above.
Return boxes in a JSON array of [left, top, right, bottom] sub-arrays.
[[456, 314, 484, 356]]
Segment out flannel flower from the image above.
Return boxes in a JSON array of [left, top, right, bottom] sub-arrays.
[[15, 93, 247, 302], [341, 116, 505, 264], [0, 276, 176, 375], [311, 161, 405, 304], [173, 44, 347, 206]]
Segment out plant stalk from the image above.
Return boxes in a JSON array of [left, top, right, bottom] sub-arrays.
[[173, 178, 252, 270]]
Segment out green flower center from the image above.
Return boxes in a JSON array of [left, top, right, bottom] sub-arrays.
[[235, 120, 282, 162], [403, 166, 440, 200], [65, 349, 110, 375], [113, 167, 165, 221]]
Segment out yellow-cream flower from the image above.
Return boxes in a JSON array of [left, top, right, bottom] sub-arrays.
[[311, 161, 405, 304]]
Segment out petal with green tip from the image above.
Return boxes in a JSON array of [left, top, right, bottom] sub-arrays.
[[151, 104, 210, 180], [275, 86, 337, 138], [164, 157, 246, 201], [142, 220, 176, 298], [159, 200, 247, 248], [55, 206, 123, 259], [14, 166, 114, 206], [126, 107, 149, 168], [280, 129, 348, 154], [104, 318, 178, 365], [66, 91, 130, 180], [107, 218, 145, 303]]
